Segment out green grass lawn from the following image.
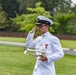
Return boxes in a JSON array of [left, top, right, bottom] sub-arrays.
[[0, 45, 76, 75], [55, 55, 76, 75], [0, 45, 35, 75], [0, 37, 76, 49], [0, 37, 25, 43], [0, 37, 76, 75], [60, 40, 76, 49]]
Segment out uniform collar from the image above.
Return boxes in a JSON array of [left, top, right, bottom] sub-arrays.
[[42, 32, 50, 38]]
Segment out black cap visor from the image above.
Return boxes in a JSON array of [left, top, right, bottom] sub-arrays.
[[36, 20, 50, 25]]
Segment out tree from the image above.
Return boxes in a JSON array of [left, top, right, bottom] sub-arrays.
[[67, 6, 76, 35], [0, 4, 8, 30], [18, 0, 37, 14], [18, 0, 72, 15], [11, 2, 54, 35], [53, 12, 75, 34], [0, 0, 20, 18], [66, 16, 76, 35]]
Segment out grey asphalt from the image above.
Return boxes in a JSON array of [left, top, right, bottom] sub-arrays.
[[64, 50, 76, 56]]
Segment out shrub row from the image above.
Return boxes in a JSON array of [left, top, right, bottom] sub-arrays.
[[0, 31, 76, 40]]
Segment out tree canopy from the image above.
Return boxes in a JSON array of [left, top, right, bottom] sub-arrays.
[[11, 2, 54, 35], [53, 12, 75, 34], [0, 0, 76, 35], [0, 4, 8, 30], [0, 0, 20, 18]]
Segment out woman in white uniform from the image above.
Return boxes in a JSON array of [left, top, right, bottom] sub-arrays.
[[25, 15, 64, 75]]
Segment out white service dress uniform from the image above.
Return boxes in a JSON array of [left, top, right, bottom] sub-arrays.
[[26, 31, 64, 75]]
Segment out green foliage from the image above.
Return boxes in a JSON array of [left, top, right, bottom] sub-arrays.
[[0, 0, 75, 35], [0, 5, 8, 29], [18, 0, 72, 14], [67, 6, 76, 35], [12, 2, 54, 35], [67, 20, 76, 35], [27, 2, 52, 18], [53, 12, 75, 34], [18, 0, 37, 14], [0, 0, 20, 18]]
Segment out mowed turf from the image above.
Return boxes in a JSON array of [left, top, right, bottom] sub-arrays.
[[0, 45, 76, 75], [0, 37, 76, 48], [0, 45, 35, 75], [0, 37, 76, 75], [60, 40, 76, 49]]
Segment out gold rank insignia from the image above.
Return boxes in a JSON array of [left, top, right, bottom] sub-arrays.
[[40, 44, 42, 46]]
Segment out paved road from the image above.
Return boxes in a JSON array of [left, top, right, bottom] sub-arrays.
[[0, 41, 25, 47], [64, 50, 76, 56], [0, 41, 76, 56]]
